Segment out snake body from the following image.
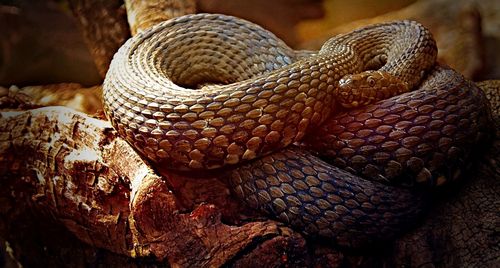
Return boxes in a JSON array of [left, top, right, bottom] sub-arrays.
[[103, 14, 493, 246], [230, 67, 492, 246]]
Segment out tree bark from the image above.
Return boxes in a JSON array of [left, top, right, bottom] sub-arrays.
[[0, 106, 310, 266], [0, 81, 498, 267], [124, 0, 196, 35], [68, 0, 130, 78], [68, 0, 197, 78]]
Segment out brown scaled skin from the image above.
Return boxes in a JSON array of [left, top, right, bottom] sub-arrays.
[[103, 15, 437, 171], [103, 14, 493, 247], [231, 66, 493, 247], [336, 70, 409, 108]]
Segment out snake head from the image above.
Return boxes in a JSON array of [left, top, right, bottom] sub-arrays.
[[336, 71, 408, 108]]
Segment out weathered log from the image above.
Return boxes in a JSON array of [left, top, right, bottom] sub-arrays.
[[0, 106, 310, 266], [68, 0, 197, 78], [0, 83, 102, 114], [124, 0, 196, 35], [68, 0, 130, 77], [0, 81, 498, 266]]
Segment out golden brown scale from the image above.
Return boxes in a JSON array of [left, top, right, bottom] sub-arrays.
[[336, 70, 409, 108], [103, 14, 436, 170], [103, 14, 493, 247], [230, 67, 492, 247], [229, 146, 423, 247], [477, 80, 500, 116], [304, 68, 493, 187]]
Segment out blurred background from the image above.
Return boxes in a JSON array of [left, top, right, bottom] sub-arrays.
[[0, 0, 498, 88]]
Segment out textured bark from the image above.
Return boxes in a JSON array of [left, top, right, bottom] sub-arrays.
[[68, 0, 197, 78], [0, 81, 498, 267], [0, 83, 102, 114], [0, 107, 309, 266], [125, 0, 196, 35], [68, 0, 130, 78]]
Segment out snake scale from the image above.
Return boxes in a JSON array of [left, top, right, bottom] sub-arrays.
[[103, 14, 493, 247]]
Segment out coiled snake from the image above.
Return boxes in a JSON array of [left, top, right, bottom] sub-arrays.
[[103, 14, 493, 247]]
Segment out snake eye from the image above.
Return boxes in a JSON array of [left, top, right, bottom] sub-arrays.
[[367, 76, 376, 87]]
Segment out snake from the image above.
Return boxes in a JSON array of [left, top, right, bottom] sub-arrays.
[[102, 14, 493, 247]]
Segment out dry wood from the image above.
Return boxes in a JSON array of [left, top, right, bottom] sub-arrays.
[[124, 0, 196, 35], [0, 83, 102, 114], [0, 81, 498, 266], [68, 0, 196, 77], [68, 0, 130, 77], [0, 106, 308, 266]]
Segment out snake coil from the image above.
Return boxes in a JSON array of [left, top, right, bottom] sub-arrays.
[[103, 14, 493, 247]]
